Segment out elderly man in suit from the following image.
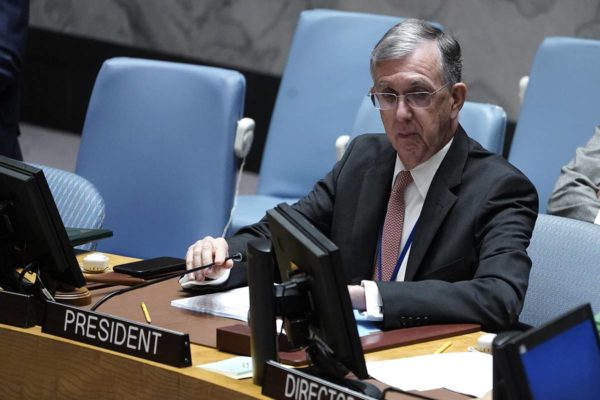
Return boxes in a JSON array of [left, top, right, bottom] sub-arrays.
[[184, 19, 538, 332], [0, 0, 29, 160]]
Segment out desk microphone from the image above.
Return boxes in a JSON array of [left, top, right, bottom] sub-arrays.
[[90, 252, 244, 311]]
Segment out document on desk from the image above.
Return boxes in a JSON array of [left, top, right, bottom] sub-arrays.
[[171, 287, 250, 321], [367, 351, 492, 398], [198, 356, 253, 379], [171, 287, 383, 336]]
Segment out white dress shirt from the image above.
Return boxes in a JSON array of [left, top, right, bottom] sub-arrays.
[[361, 138, 453, 320]]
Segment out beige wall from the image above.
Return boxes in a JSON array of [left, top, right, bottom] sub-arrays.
[[30, 0, 600, 121]]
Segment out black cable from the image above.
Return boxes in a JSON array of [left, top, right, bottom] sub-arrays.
[[17, 262, 36, 293], [90, 252, 243, 311], [381, 386, 439, 400], [16, 262, 55, 301]]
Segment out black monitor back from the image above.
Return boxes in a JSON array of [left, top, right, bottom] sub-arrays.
[[267, 203, 368, 379], [494, 303, 600, 399], [0, 156, 84, 293]]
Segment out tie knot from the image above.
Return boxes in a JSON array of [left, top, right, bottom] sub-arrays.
[[393, 170, 412, 193]]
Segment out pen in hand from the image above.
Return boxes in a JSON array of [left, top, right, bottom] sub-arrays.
[[140, 301, 152, 324]]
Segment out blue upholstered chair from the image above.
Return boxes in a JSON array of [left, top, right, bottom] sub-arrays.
[[347, 96, 507, 155], [229, 9, 406, 234], [31, 164, 106, 251], [76, 58, 246, 258], [519, 214, 600, 328], [508, 37, 600, 213]]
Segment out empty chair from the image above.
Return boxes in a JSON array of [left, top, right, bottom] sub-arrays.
[[508, 37, 600, 213], [519, 214, 600, 328], [32, 164, 106, 251], [461, 102, 507, 154], [346, 96, 507, 155], [76, 57, 246, 258], [229, 9, 407, 234]]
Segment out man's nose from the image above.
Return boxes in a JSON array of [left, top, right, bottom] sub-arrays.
[[394, 97, 412, 120]]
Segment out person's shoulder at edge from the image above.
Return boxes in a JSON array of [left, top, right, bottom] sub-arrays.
[[546, 125, 600, 223]]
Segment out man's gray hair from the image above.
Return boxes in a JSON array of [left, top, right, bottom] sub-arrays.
[[370, 19, 462, 86]]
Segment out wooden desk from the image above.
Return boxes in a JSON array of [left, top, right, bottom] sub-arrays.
[[0, 323, 481, 399], [0, 254, 483, 399]]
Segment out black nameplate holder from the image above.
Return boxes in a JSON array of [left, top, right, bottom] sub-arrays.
[[0, 290, 39, 328], [42, 302, 192, 368], [262, 361, 374, 400]]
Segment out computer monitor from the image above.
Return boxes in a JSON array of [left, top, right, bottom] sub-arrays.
[[494, 303, 600, 400], [266, 203, 368, 380], [0, 156, 85, 296]]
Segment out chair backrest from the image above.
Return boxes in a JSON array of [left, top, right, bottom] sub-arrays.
[[519, 214, 600, 328], [31, 164, 106, 251], [350, 96, 507, 154], [508, 37, 600, 213], [76, 57, 245, 258], [257, 9, 403, 199]]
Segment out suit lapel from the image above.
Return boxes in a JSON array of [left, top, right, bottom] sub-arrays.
[[350, 140, 396, 279], [404, 127, 470, 280]]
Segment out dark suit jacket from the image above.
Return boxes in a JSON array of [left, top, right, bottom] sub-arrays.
[[227, 127, 538, 332], [0, 0, 28, 159]]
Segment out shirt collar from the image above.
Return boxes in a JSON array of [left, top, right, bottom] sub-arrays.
[[393, 138, 454, 199]]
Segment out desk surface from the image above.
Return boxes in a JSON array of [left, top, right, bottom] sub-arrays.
[[0, 254, 483, 399], [84, 254, 241, 348]]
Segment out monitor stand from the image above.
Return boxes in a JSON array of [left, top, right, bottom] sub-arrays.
[[302, 336, 382, 398], [54, 284, 91, 306], [271, 274, 381, 398], [0, 259, 91, 306]]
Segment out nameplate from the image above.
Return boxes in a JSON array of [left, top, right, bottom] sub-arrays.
[[0, 290, 38, 328], [42, 302, 192, 368], [262, 361, 373, 400]]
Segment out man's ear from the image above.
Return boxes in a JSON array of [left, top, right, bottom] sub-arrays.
[[450, 82, 467, 119]]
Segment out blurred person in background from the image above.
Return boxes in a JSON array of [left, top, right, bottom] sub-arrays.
[[547, 125, 600, 224], [0, 0, 29, 160]]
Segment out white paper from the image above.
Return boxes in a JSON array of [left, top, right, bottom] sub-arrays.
[[171, 288, 384, 337], [367, 351, 493, 398], [354, 310, 382, 336], [198, 356, 253, 379], [171, 286, 250, 321]]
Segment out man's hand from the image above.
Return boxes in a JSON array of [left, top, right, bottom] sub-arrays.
[[348, 285, 366, 311], [185, 236, 233, 281]]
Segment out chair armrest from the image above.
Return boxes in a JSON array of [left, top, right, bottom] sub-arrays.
[[519, 76, 529, 105]]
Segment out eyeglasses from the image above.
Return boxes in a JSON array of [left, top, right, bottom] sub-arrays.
[[369, 82, 450, 110]]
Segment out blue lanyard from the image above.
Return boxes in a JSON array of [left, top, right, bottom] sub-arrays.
[[376, 223, 417, 281]]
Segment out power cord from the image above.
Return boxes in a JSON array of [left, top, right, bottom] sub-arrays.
[[90, 252, 243, 311], [221, 156, 246, 237], [380, 386, 439, 399], [222, 117, 254, 237], [18, 262, 54, 302]]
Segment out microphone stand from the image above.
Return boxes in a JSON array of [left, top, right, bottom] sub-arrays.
[[90, 253, 243, 311]]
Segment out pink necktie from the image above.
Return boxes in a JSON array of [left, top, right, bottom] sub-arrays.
[[378, 170, 413, 281]]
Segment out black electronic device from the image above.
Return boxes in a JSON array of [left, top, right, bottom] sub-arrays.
[[266, 203, 369, 381], [65, 227, 113, 247], [246, 239, 278, 385], [0, 156, 85, 297], [112, 256, 186, 278], [493, 303, 600, 400]]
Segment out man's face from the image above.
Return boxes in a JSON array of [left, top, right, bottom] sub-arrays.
[[372, 41, 464, 169]]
